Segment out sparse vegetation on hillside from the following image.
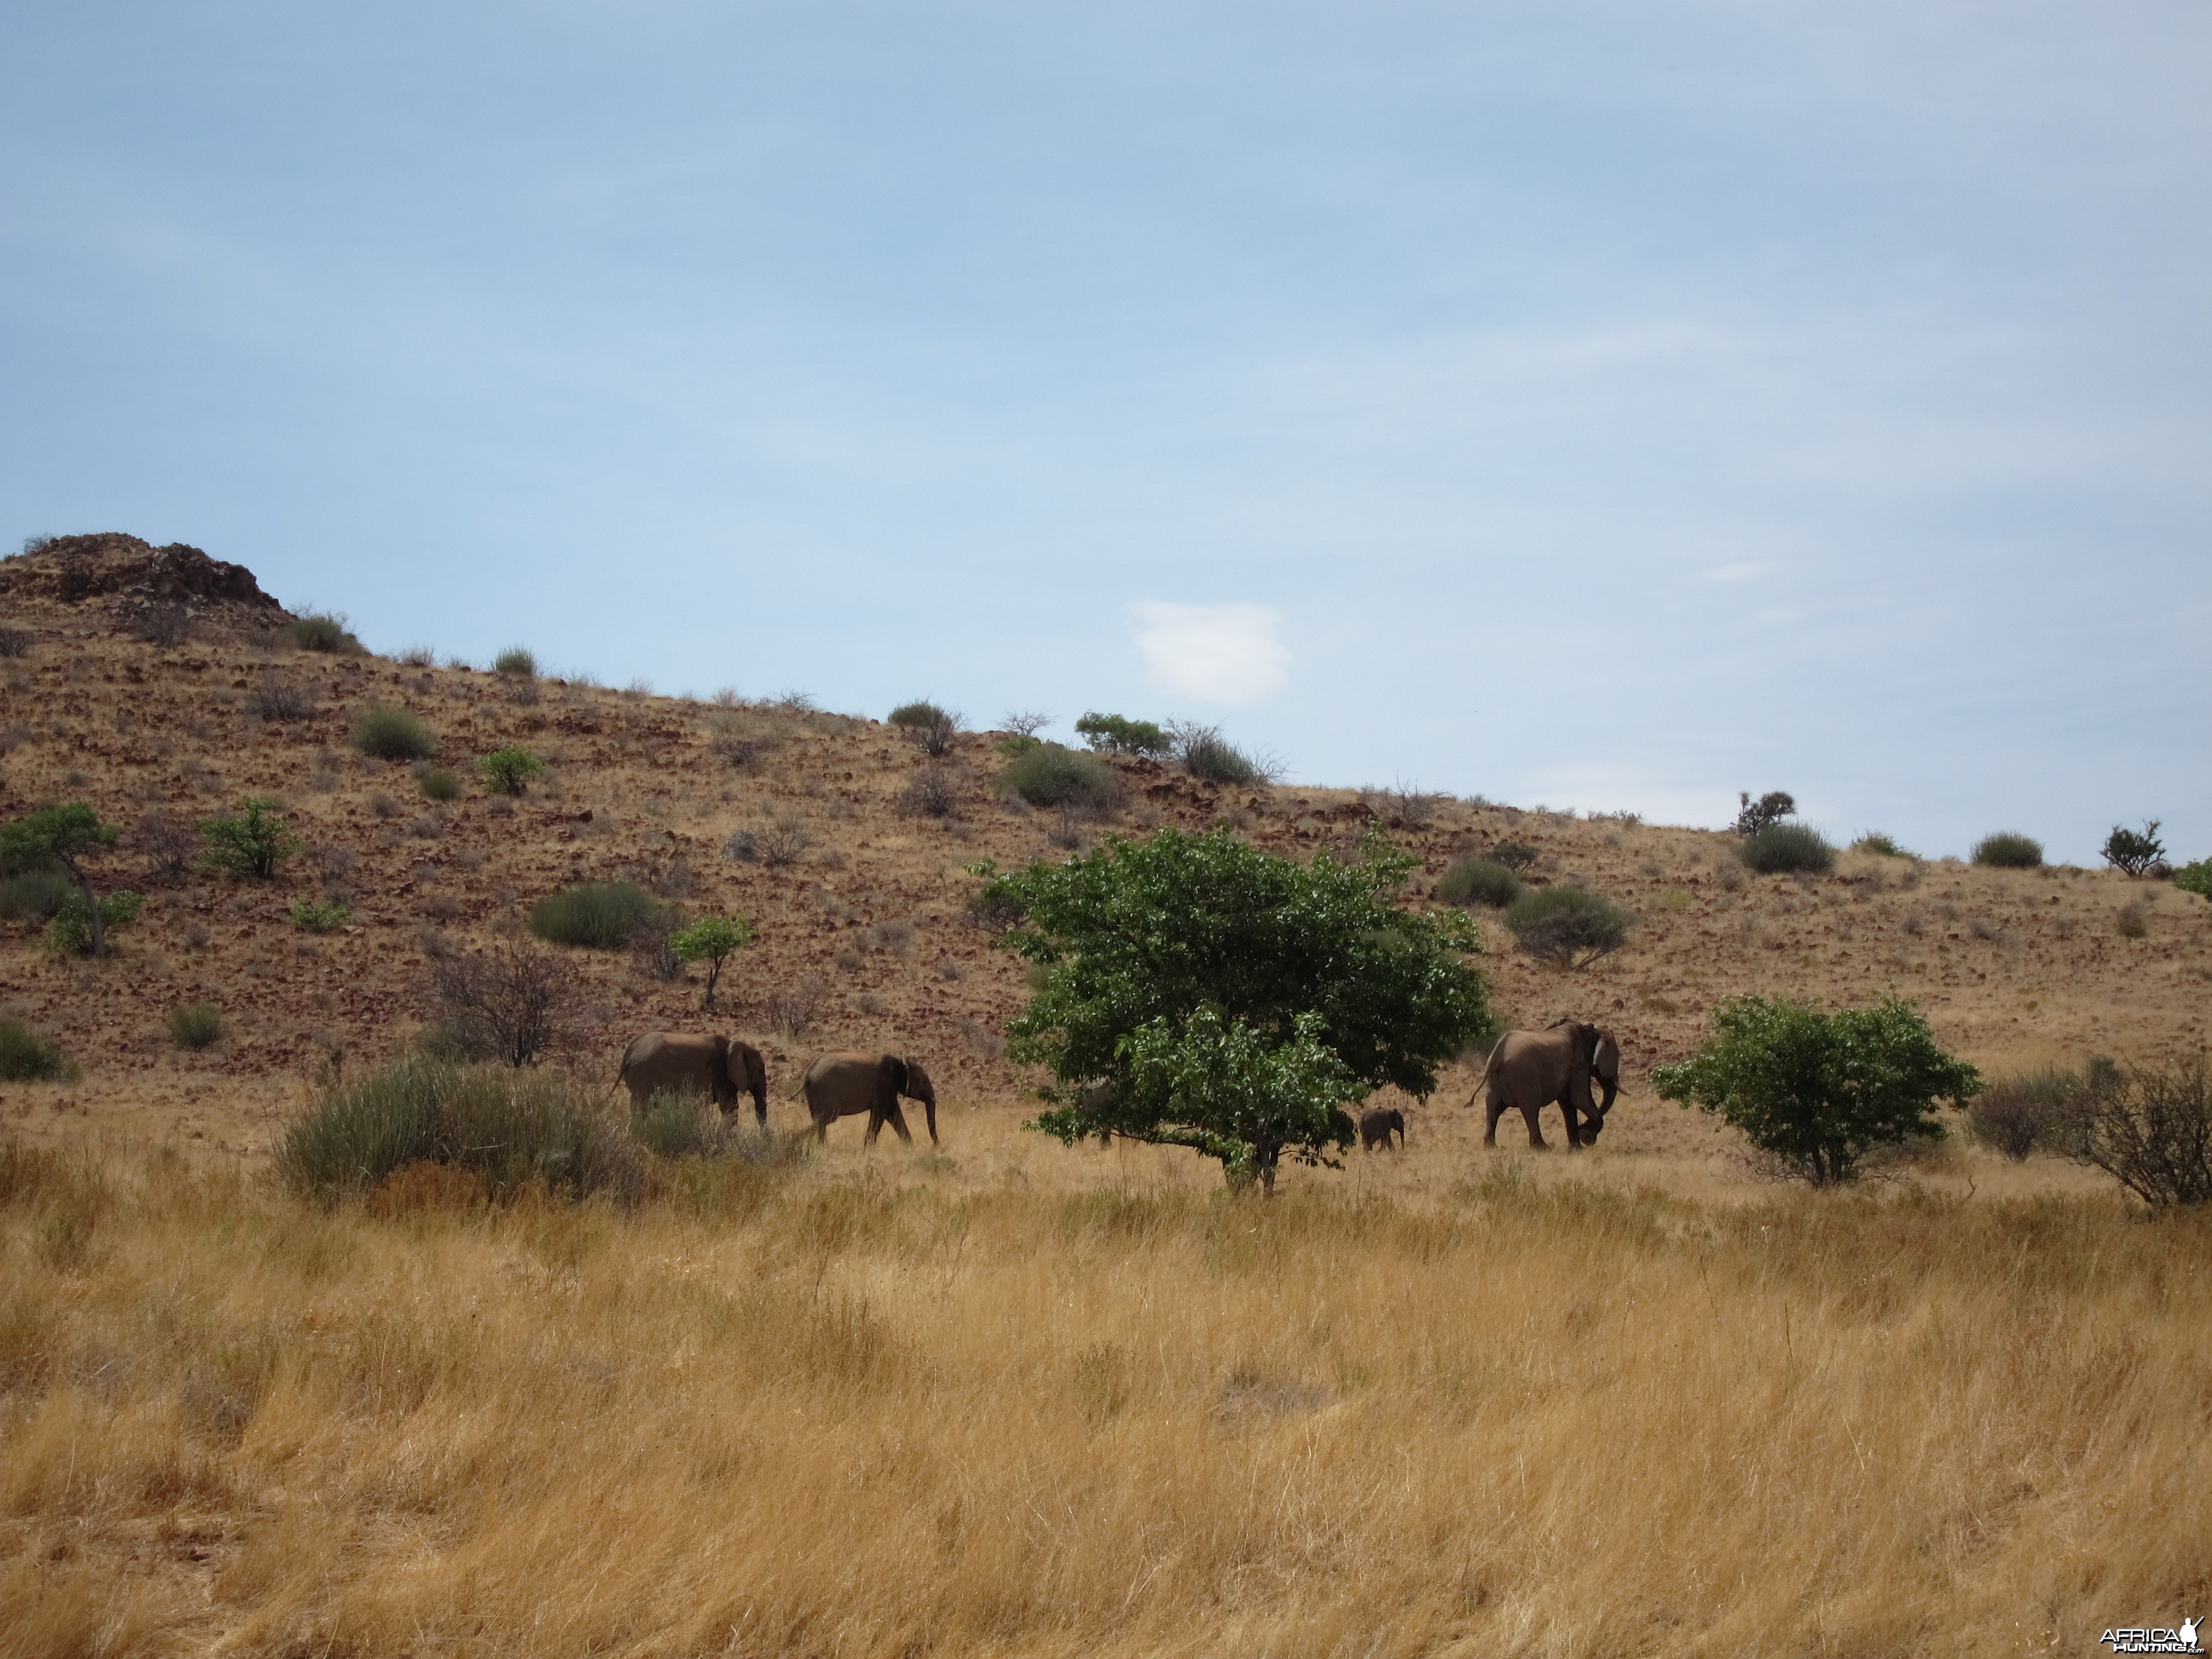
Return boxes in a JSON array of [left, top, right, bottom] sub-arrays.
[[352, 703, 437, 761], [890, 700, 960, 756], [528, 882, 666, 951], [999, 743, 1123, 811], [167, 1002, 224, 1051], [290, 896, 351, 934], [2, 803, 125, 957], [50, 887, 142, 954], [0, 869, 73, 922], [1654, 995, 1980, 1185], [286, 611, 361, 653], [477, 745, 546, 796], [418, 765, 461, 802], [2101, 821, 2165, 877], [1740, 822, 1836, 875], [1972, 831, 2043, 869], [494, 646, 538, 678], [0, 1017, 73, 1081], [198, 797, 297, 880], [1850, 831, 1908, 857], [1436, 854, 1521, 908], [1174, 722, 1273, 787], [1502, 885, 1632, 970]]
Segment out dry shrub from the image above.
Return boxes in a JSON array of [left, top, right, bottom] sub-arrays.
[[898, 766, 960, 819], [2054, 1056, 2212, 1205], [248, 675, 314, 721], [427, 939, 595, 1067], [724, 816, 812, 869], [762, 974, 828, 1040]]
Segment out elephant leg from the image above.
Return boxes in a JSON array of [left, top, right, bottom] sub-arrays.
[[1521, 1103, 1547, 1148], [863, 1110, 883, 1147], [814, 1113, 831, 1144], [1559, 1102, 1581, 1149], [1484, 1096, 1505, 1147], [883, 1104, 914, 1145]]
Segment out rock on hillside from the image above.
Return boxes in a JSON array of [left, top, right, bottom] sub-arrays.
[[1, 532, 289, 641]]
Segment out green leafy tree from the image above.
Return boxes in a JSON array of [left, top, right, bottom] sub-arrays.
[[993, 828, 1496, 1192], [1, 804, 121, 957], [199, 797, 298, 880], [1652, 995, 1981, 1185], [477, 745, 546, 796], [51, 889, 143, 954], [2101, 820, 2165, 877], [670, 915, 754, 1011], [1074, 711, 1170, 756]]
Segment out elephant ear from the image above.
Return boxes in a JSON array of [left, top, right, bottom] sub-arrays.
[[1594, 1030, 1621, 1078]]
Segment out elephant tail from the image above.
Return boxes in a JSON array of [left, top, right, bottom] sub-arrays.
[[1466, 1037, 1507, 1108]]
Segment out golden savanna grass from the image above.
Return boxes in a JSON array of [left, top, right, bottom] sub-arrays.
[[4, 1120, 2210, 1658]]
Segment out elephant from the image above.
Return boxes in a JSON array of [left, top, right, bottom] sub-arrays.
[[1359, 1107, 1406, 1151], [618, 1031, 769, 1125], [801, 1051, 937, 1145], [1472, 1022, 1621, 1149]]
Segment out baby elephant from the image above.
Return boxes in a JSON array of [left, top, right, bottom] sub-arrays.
[[1359, 1107, 1406, 1151]]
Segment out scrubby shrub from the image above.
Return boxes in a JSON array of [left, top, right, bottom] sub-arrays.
[[1489, 840, 1538, 872], [1734, 791, 1796, 836], [899, 766, 961, 819], [1655, 996, 1979, 1185], [286, 612, 360, 653], [290, 897, 350, 934], [352, 704, 437, 761], [2051, 1056, 2212, 1206], [999, 744, 1124, 811], [1503, 886, 1631, 969], [0, 1019, 73, 1082], [1740, 822, 1837, 875], [2176, 859, 2212, 901], [477, 745, 545, 796], [890, 702, 960, 757], [529, 881, 665, 950], [273, 1056, 638, 1204], [417, 765, 460, 802], [247, 675, 314, 720], [1965, 1065, 2079, 1161], [1176, 724, 1272, 787], [494, 646, 537, 679], [199, 797, 297, 880], [167, 1003, 224, 1051], [1075, 712, 1170, 756], [0, 628, 30, 659], [50, 889, 142, 954], [1437, 856, 1521, 908], [428, 939, 593, 1067], [723, 816, 812, 868], [0, 870, 73, 921], [135, 811, 198, 885], [1972, 831, 2042, 870], [2116, 901, 2149, 939], [1851, 832, 1908, 858], [2102, 821, 2165, 877]]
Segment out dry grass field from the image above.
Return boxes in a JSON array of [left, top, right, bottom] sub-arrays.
[[4, 535, 2211, 1655]]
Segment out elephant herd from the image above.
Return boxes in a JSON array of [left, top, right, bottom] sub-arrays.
[[617, 1031, 938, 1146], [616, 1019, 1621, 1157]]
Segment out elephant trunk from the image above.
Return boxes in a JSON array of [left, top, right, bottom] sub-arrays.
[[1596, 1073, 1618, 1118], [923, 1096, 939, 1145]]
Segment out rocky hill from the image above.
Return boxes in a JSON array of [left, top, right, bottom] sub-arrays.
[[2, 536, 2207, 1159]]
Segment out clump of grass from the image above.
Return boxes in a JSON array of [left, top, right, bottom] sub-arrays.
[[1437, 856, 1521, 908], [999, 743, 1124, 811], [290, 897, 351, 934], [1851, 832, 1908, 857], [1972, 831, 2043, 870], [1740, 823, 1837, 875], [274, 1055, 639, 1203], [528, 882, 666, 950], [494, 646, 538, 679], [286, 612, 360, 653], [417, 765, 461, 802], [477, 746, 546, 796], [1965, 1065, 2079, 1161], [634, 1090, 732, 1159], [2116, 901, 2150, 940], [1175, 724, 1274, 787], [167, 1003, 224, 1051], [0, 1019, 75, 1082], [352, 704, 437, 762], [0, 869, 74, 922], [1503, 886, 1632, 970]]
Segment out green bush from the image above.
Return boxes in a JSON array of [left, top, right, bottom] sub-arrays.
[[0, 1019, 74, 1082], [0, 870, 74, 921], [999, 743, 1124, 811], [167, 1002, 224, 1051], [477, 745, 545, 796], [1850, 832, 1909, 858], [1074, 712, 1171, 757], [1436, 856, 1521, 908], [1654, 995, 1980, 1185], [1972, 831, 2043, 869], [528, 882, 666, 950], [1502, 886, 1631, 969], [50, 890, 142, 954], [493, 646, 538, 679], [1740, 822, 1837, 875], [1965, 1065, 2080, 1161], [352, 704, 437, 762], [286, 612, 360, 653], [199, 798, 297, 880], [2102, 821, 2165, 877], [2175, 859, 2212, 901], [418, 766, 460, 802], [889, 700, 952, 729], [274, 1056, 640, 1204], [290, 897, 350, 933]]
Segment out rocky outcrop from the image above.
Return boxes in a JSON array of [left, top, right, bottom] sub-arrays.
[[0, 532, 290, 640]]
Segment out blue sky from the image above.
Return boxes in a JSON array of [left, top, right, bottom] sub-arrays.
[[4, 3, 2207, 862]]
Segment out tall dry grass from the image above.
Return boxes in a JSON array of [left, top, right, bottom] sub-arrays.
[[2, 1137, 2208, 1656]]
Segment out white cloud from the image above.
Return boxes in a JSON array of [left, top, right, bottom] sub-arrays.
[[1130, 602, 1292, 703], [1706, 560, 1774, 583]]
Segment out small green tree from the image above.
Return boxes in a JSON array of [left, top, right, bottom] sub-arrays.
[[51, 889, 143, 954], [1653, 995, 1980, 1185], [1074, 712, 1170, 756], [670, 915, 754, 1011], [1, 804, 122, 957], [993, 828, 1495, 1192], [2101, 821, 2165, 877], [1734, 791, 1796, 836], [199, 798, 298, 880], [477, 745, 546, 796]]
